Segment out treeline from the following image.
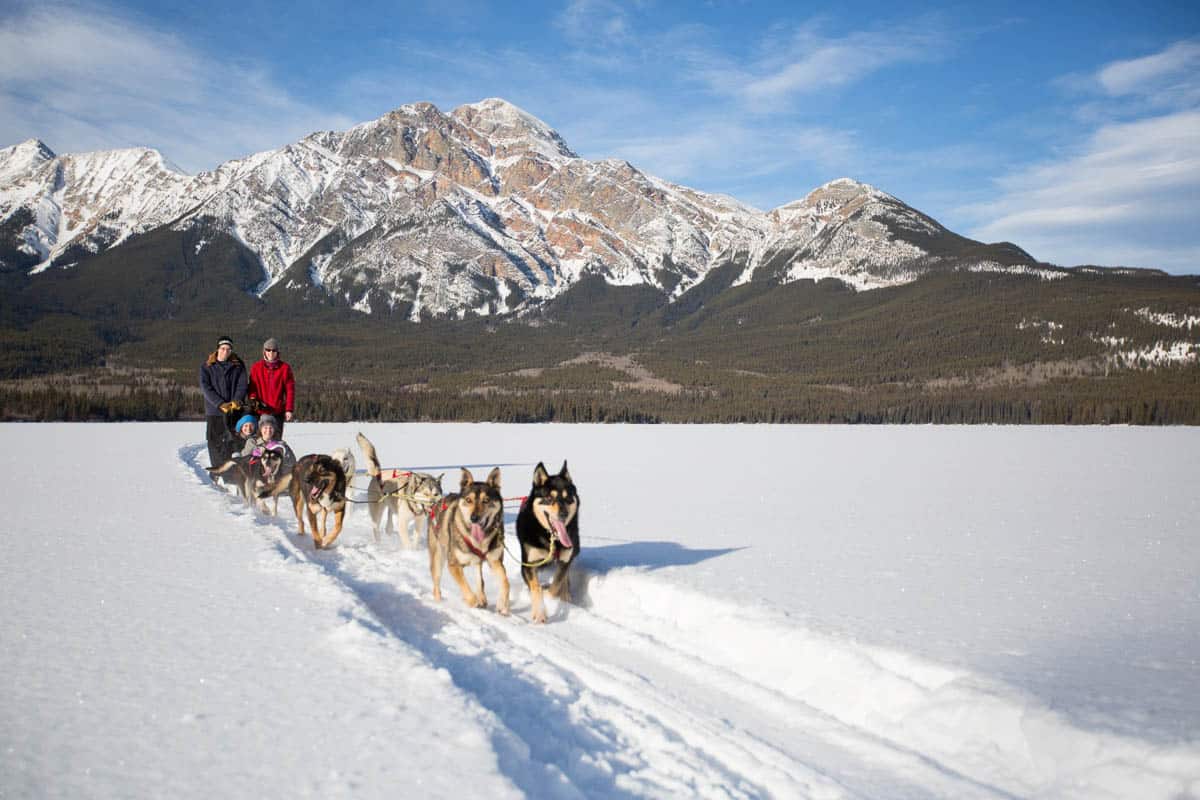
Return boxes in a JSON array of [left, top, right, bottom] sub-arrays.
[[5, 370, 1196, 424], [0, 386, 193, 421], [2, 267, 1197, 424]]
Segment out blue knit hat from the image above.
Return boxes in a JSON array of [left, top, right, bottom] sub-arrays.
[[235, 414, 257, 433]]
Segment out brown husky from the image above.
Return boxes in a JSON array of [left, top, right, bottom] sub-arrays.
[[429, 467, 510, 615], [288, 454, 348, 549]]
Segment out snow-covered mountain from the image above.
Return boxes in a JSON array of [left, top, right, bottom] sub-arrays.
[[0, 98, 1040, 319]]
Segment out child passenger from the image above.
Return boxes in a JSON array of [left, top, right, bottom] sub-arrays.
[[243, 414, 296, 470], [234, 414, 258, 447]]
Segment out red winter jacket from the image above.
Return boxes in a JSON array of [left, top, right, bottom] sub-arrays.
[[248, 358, 295, 416]]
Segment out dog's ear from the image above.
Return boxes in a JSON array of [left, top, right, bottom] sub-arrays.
[[436, 473, 445, 491], [533, 462, 549, 486], [486, 466, 501, 490], [459, 468, 474, 492], [559, 460, 571, 482]]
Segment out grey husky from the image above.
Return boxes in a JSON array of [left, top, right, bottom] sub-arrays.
[[355, 432, 443, 547]]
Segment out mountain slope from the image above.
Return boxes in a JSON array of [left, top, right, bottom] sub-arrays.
[[0, 99, 1072, 321]]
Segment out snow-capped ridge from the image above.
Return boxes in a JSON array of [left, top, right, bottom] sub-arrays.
[[1, 97, 1053, 315], [0, 138, 57, 183], [5, 138, 56, 161]]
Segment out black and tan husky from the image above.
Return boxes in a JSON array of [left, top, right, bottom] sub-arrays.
[[515, 461, 580, 624], [288, 454, 348, 549], [429, 467, 510, 615]]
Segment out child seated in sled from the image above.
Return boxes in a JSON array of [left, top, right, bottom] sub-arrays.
[[242, 414, 296, 471], [223, 413, 258, 464], [234, 413, 257, 444]]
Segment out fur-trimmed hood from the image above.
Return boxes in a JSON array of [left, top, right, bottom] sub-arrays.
[[205, 351, 245, 367]]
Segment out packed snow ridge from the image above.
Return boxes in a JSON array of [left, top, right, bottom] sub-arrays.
[[1, 99, 1069, 317]]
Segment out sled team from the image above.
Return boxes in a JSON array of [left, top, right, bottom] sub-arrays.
[[201, 334, 580, 624]]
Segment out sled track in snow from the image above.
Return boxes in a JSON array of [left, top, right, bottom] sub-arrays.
[[181, 445, 1200, 800]]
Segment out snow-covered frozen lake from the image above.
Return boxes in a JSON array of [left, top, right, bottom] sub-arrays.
[[2, 422, 1198, 799]]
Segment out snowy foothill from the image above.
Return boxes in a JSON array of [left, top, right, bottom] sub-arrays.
[[2, 422, 1198, 799]]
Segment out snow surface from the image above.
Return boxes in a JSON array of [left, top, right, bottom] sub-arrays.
[[3, 423, 1198, 799]]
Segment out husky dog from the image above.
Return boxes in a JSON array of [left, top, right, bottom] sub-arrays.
[[355, 433, 444, 547], [288, 454, 348, 549], [207, 445, 289, 514], [246, 442, 293, 515], [429, 467, 509, 615], [515, 462, 580, 623], [330, 447, 356, 491]]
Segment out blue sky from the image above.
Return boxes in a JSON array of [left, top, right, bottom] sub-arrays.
[[2, 0, 1198, 273]]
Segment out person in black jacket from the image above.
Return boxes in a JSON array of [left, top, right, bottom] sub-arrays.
[[200, 335, 249, 470]]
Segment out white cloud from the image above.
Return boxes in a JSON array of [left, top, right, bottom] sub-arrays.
[[554, 0, 634, 47], [1097, 40, 1200, 97], [743, 30, 940, 105], [953, 40, 1200, 273], [962, 109, 1200, 272], [0, 2, 353, 172], [673, 20, 947, 111]]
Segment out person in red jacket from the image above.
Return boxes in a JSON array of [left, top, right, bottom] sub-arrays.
[[248, 337, 296, 437]]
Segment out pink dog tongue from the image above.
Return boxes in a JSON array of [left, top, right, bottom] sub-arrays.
[[470, 523, 486, 545], [551, 519, 572, 548]]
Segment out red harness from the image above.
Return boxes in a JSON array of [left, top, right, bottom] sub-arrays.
[[459, 533, 490, 559]]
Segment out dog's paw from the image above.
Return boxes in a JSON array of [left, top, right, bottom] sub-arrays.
[[530, 608, 547, 624]]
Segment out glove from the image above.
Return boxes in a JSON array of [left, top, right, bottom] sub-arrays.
[[219, 400, 242, 414]]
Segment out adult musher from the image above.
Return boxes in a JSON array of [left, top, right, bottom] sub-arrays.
[[199, 335, 248, 471], [248, 337, 296, 437]]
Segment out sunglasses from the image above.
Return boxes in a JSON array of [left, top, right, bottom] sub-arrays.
[[264, 348, 277, 352]]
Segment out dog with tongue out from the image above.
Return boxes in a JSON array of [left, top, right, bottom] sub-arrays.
[[429, 466, 511, 615], [515, 461, 581, 624]]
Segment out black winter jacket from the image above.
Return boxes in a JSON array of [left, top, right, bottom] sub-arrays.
[[200, 352, 248, 416]]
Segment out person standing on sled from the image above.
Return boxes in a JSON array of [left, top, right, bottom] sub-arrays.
[[248, 337, 295, 438], [200, 335, 248, 469]]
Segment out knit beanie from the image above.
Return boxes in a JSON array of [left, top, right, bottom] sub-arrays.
[[217, 335, 233, 348], [235, 414, 257, 432], [263, 337, 279, 351], [258, 414, 279, 429]]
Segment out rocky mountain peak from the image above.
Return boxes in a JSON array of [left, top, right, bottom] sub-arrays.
[[1, 97, 1044, 317], [0, 138, 57, 182], [8, 138, 56, 160], [798, 177, 887, 210], [452, 98, 576, 161]]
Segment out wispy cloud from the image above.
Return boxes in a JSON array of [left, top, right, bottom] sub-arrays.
[[672, 18, 948, 112], [1097, 39, 1200, 101], [742, 25, 944, 107], [0, 2, 352, 172], [555, 0, 635, 49], [963, 104, 1200, 271]]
